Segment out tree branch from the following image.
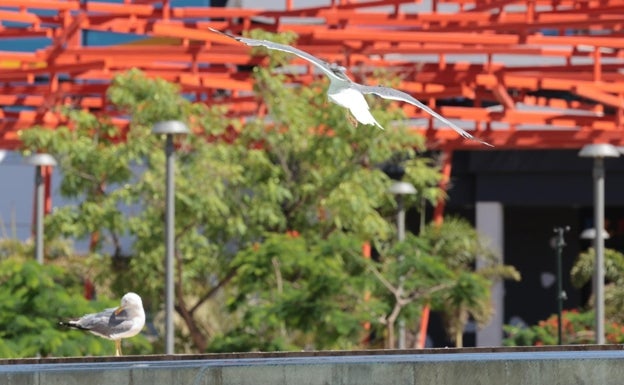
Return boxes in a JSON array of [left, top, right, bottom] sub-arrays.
[[189, 267, 238, 315], [405, 282, 452, 303], [367, 264, 398, 296]]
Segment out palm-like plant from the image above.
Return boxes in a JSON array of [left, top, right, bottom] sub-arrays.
[[421, 216, 521, 347], [571, 247, 624, 324], [369, 234, 454, 348]]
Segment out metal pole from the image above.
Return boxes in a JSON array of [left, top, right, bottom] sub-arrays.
[[556, 232, 563, 345], [593, 158, 605, 345], [165, 134, 175, 354], [34, 165, 44, 264], [397, 195, 406, 349], [27, 154, 56, 264], [152, 120, 188, 355], [397, 195, 406, 242], [553, 226, 568, 345]]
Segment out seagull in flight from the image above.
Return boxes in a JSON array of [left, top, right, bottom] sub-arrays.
[[59, 292, 145, 356], [209, 28, 491, 147]]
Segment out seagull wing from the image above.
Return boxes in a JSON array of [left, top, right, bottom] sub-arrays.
[[71, 307, 133, 339], [209, 28, 343, 80], [353, 84, 492, 147]]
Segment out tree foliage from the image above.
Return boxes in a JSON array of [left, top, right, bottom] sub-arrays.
[[15, 29, 510, 353], [366, 217, 520, 348], [0, 251, 151, 357], [367, 234, 453, 348], [421, 217, 520, 347], [211, 233, 371, 351], [571, 247, 624, 324]]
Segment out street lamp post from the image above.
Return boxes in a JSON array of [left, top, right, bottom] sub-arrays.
[[578, 143, 620, 344], [25, 153, 57, 264], [152, 120, 189, 355], [388, 180, 417, 349], [552, 226, 569, 345]]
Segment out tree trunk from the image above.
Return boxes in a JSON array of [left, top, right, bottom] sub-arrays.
[[454, 309, 469, 348], [455, 328, 463, 348], [386, 321, 395, 349], [175, 301, 208, 352], [386, 303, 402, 349], [175, 251, 207, 352], [176, 269, 238, 353]]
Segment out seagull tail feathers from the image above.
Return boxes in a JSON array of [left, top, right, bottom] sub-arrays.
[[207, 27, 231, 38], [456, 126, 493, 147], [479, 139, 494, 147], [471, 136, 493, 147], [58, 320, 88, 331]]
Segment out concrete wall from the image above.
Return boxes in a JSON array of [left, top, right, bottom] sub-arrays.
[[1, 349, 624, 385]]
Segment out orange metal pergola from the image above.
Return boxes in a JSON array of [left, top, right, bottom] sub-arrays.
[[1, 0, 623, 152], [2, 0, 624, 348]]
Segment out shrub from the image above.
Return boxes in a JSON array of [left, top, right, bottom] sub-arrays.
[[504, 309, 624, 346]]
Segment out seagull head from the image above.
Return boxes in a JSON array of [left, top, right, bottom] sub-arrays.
[[328, 63, 349, 79], [115, 292, 143, 315]]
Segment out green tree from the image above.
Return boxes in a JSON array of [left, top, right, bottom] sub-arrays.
[[571, 247, 624, 324], [421, 217, 520, 347], [367, 234, 453, 348], [211, 233, 372, 351], [20, 29, 448, 352], [206, 31, 449, 351], [21, 71, 240, 352]]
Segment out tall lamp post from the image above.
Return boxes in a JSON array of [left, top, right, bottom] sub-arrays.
[[152, 120, 189, 355], [552, 226, 569, 345], [25, 153, 57, 264], [388, 180, 417, 349], [578, 143, 619, 344]]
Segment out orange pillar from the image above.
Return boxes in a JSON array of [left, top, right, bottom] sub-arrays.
[[43, 165, 53, 214], [433, 150, 453, 225]]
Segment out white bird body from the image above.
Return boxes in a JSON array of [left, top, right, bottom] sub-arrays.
[[328, 85, 383, 129], [60, 292, 145, 356], [210, 28, 491, 147]]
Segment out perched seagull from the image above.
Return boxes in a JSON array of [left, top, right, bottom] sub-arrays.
[[209, 28, 492, 147], [59, 292, 146, 356]]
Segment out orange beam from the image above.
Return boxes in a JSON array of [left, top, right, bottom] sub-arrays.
[[0, 10, 41, 24], [0, 0, 622, 153], [0, 60, 107, 80]]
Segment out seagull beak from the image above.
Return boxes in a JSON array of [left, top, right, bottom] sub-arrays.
[[114, 306, 125, 315]]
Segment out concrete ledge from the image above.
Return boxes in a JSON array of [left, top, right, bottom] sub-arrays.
[[1, 347, 624, 385]]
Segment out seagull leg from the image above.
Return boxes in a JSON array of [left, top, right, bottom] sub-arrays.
[[115, 340, 122, 356], [346, 111, 358, 128]]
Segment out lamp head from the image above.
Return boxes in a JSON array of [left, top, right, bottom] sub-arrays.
[[578, 143, 620, 158]]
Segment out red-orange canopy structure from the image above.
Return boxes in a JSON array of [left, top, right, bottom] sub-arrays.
[[1, 0, 623, 152]]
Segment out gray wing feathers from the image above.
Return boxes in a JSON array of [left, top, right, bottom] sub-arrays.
[[354, 84, 492, 146], [209, 28, 491, 146], [72, 308, 131, 338], [209, 28, 339, 79]]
